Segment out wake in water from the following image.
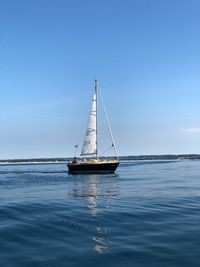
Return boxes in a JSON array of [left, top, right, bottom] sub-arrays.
[[0, 170, 66, 174]]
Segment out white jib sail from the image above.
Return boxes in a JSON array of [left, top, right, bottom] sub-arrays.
[[81, 89, 97, 156]]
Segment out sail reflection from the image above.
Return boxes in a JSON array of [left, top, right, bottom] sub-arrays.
[[69, 174, 118, 253]]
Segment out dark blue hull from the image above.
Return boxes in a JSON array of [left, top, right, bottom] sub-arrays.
[[67, 161, 119, 174]]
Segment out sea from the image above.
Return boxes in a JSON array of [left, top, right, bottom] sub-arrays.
[[0, 160, 200, 267]]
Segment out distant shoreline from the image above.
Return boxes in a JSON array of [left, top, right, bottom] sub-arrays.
[[0, 154, 199, 165]]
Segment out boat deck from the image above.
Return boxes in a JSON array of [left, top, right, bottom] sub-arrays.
[[69, 159, 119, 165]]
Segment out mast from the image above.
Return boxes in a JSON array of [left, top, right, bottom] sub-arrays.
[[95, 80, 98, 159]]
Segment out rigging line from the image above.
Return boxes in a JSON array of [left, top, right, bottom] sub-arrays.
[[99, 88, 119, 159], [95, 80, 98, 159]]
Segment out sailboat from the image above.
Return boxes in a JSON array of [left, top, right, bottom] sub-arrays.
[[67, 80, 119, 174]]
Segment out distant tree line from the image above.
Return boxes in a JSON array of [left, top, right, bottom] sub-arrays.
[[119, 154, 200, 160], [0, 154, 200, 164]]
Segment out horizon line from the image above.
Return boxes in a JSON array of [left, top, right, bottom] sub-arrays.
[[0, 153, 200, 161]]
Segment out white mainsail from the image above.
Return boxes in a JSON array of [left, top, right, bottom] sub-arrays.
[[81, 87, 97, 156]]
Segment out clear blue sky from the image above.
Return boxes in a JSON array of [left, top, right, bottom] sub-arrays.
[[0, 0, 200, 159]]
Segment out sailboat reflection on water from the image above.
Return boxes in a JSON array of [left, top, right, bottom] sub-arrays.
[[69, 174, 118, 253]]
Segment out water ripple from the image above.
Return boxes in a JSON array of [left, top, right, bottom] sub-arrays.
[[0, 160, 200, 267]]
